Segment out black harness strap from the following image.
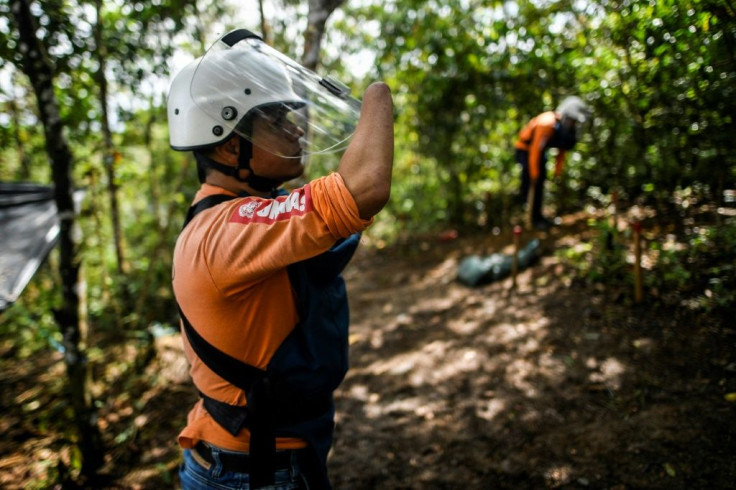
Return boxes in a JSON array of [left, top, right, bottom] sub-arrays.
[[183, 194, 238, 226], [178, 193, 330, 488], [177, 304, 265, 397]]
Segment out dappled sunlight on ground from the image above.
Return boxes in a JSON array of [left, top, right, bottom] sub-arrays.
[[330, 210, 735, 489]]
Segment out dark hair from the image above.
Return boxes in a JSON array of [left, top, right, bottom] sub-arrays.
[[193, 147, 218, 183], [195, 156, 208, 183]]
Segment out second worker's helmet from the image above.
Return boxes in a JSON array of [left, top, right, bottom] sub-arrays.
[[556, 96, 592, 124]]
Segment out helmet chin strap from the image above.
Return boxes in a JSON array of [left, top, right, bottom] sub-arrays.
[[236, 137, 283, 194], [194, 137, 283, 195]]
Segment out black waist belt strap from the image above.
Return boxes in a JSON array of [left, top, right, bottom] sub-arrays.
[[178, 306, 277, 487], [177, 194, 330, 488]]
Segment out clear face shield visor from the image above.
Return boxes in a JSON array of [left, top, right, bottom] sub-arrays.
[[190, 32, 362, 158]]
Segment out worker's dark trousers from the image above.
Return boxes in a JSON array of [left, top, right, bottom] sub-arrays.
[[516, 149, 547, 222]]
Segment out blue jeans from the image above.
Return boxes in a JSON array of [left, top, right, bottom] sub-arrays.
[[179, 446, 313, 490]]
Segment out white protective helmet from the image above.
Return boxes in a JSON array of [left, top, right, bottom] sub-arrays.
[[556, 96, 592, 124], [167, 29, 362, 157]]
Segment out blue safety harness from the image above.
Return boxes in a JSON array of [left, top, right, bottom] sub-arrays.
[[178, 192, 359, 489]]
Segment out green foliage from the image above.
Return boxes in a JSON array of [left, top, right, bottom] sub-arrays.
[[556, 216, 630, 286], [579, 0, 735, 199], [648, 217, 736, 312], [652, 246, 692, 287], [0, 263, 62, 357], [75, 102, 195, 330], [0, 72, 51, 182], [340, 0, 736, 232], [556, 190, 736, 312]]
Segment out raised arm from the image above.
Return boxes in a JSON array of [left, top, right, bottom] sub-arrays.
[[338, 82, 394, 220]]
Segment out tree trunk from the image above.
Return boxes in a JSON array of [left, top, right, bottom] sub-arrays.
[[258, 0, 270, 45], [11, 0, 104, 476], [302, 0, 345, 70], [95, 0, 126, 275]]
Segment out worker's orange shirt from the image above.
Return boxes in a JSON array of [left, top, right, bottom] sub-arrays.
[[514, 111, 566, 180], [173, 172, 371, 452]]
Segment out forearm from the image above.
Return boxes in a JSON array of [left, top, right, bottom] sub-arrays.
[[555, 151, 566, 176], [338, 82, 394, 220]]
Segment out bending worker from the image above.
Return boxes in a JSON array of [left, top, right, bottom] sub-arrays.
[[514, 96, 591, 230], [166, 29, 393, 489]]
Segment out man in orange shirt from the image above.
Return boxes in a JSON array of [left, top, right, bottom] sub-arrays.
[[166, 29, 393, 489], [514, 96, 591, 230]]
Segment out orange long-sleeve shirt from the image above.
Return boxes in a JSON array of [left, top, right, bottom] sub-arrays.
[[172, 172, 371, 452], [514, 111, 566, 180]]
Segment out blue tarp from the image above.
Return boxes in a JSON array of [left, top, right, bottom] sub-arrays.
[[0, 183, 60, 311]]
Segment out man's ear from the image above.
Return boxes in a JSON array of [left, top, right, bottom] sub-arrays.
[[212, 137, 240, 165]]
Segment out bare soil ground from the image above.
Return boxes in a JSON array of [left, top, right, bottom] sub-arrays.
[[1, 210, 735, 489]]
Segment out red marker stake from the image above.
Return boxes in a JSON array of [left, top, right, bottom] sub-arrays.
[[512, 225, 522, 289], [526, 186, 535, 230]]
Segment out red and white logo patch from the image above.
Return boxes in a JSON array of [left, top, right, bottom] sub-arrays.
[[229, 185, 313, 224], [238, 201, 260, 219]]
